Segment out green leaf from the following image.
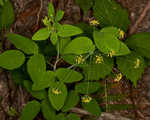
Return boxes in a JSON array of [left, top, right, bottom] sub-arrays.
[[41, 99, 56, 120], [55, 10, 64, 22], [48, 2, 55, 21], [10, 68, 28, 85], [27, 55, 55, 90], [75, 82, 101, 94], [93, 30, 130, 56], [58, 37, 71, 54], [55, 113, 66, 120], [54, 22, 62, 31], [100, 27, 120, 38], [62, 90, 80, 112], [115, 42, 131, 56], [23, 80, 47, 100], [67, 113, 81, 120], [0, 0, 4, 6], [62, 54, 79, 65], [32, 28, 50, 41], [94, 0, 130, 31], [55, 68, 83, 83], [75, 23, 94, 38], [94, 30, 119, 54], [125, 32, 150, 59], [82, 55, 113, 80], [117, 52, 145, 87], [58, 24, 83, 37], [75, 0, 93, 14], [38, 41, 57, 57], [48, 82, 67, 111], [82, 98, 101, 117], [21, 101, 41, 120], [145, 58, 150, 66], [50, 32, 58, 45], [0, 0, 14, 30], [63, 37, 95, 55], [27, 54, 46, 82], [7, 33, 38, 55], [32, 71, 55, 91], [0, 50, 25, 70]]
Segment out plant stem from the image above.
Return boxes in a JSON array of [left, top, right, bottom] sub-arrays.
[[53, 39, 60, 71]]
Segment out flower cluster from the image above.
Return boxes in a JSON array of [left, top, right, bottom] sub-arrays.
[[42, 16, 51, 27], [114, 73, 122, 82], [52, 88, 62, 95], [95, 55, 103, 64], [75, 55, 85, 64], [81, 95, 92, 103]]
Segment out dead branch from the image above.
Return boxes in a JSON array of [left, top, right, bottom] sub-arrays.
[[129, 1, 150, 35], [71, 107, 132, 120], [36, 0, 43, 26]]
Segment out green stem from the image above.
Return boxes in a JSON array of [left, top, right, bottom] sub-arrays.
[[53, 39, 60, 71]]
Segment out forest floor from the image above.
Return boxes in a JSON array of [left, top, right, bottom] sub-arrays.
[[0, 0, 150, 120]]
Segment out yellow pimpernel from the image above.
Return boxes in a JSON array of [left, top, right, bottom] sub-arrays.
[[90, 20, 99, 26], [95, 55, 103, 64], [52, 88, 62, 95], [134, 58, 140, 69], [114, 73, 122, 82], [81, 95, 92, 103], [119, 29, 125, 39], [108, 50, 115, 58], [75, 55, 85, 64]]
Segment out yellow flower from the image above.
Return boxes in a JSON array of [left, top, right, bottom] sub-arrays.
[[75, 55, 85, 64], [119, 29, 125, 39], [114, 73, 122, 82], [95, 55, 103, 64], [108, 50, 115, 58], [90, 20, 99, 26], [81, 95, 92, 103], [52, 88, 61, 95], [134, 58, 140, 69]]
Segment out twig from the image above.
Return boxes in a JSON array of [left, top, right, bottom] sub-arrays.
[[71, 107, 132, 120], [50, 0, 53, 3], [0, 104, 9, 118], [129, 83, 137, 119], [104, 78, 108, 112], [136, 110, 145, 119], [53, 58, 60, 71], [36, 0, 43, 26], [129, 1, 150, 35]]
